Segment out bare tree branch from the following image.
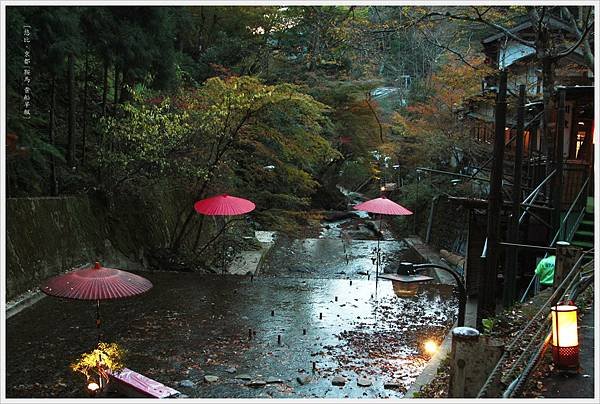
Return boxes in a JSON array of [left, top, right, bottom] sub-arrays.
[[418, 26, 479, 70], [557, 6, 594, 67], [425, 11, 535, 48]]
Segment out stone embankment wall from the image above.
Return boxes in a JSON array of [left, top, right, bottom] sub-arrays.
[[426, 196, 468, 253], [5, 191, 191, 300], [388, 195, 468, 254]]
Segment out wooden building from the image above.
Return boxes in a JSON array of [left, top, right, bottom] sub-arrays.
[[454, 16, 594, 307]]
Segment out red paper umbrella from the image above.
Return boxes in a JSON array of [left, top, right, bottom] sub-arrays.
[[42, 262, 153, 301], [353, 196, 412, 282], [41, 262, 152, 341], [194, 194, 256, 216], [353, 196, 413, 216], [194, 194, 256, 272]]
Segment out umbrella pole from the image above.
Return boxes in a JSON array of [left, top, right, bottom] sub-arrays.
[[222, 218, 227, 273], [96, 299, 101, 344], [377, 215, 383, 279]]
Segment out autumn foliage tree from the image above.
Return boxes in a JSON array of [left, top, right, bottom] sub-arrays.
[[393, 56, 493, 171], [97, 76, 338, 254]]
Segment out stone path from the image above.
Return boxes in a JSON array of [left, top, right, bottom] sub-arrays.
[[226, 231, 277, 275]]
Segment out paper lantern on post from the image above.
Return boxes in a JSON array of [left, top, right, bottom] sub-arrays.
[[550, 304, 579, 370]]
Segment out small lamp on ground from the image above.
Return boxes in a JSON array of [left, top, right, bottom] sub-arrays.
[[423, 339, 439, 356], [87, 381, 100, 397], [550, 303, 579, 370]]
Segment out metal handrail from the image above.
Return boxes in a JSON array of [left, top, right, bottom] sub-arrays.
[[520, 175, 589, 302], [506, 259, 594, 398], [550, 176, 590, 245], [481, 252, 592, 397], [567, 208, 587, 243], [519, 169, 556, 225], [520, 274, 539, 303]]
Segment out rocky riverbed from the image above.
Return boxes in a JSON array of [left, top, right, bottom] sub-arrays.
[[6, 212, 456, 398]]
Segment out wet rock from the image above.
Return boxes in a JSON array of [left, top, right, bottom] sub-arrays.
[[265, 377, 284, 384], [331, 375, 346, 386], [179, 380, 195, 388], [297, 375, 312, 385], [204, 375, 219, 383], [357, 377, 372, 387], [246, 380, 267, 388], [384, 381, 403, 389], [225, 367, 237, 374], [236, 374, 252, 380]]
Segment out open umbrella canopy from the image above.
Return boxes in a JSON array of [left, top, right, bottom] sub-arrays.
[[41, 262, 153, 301], [194, 194, 256, 216], [353, 196, 413, 216]]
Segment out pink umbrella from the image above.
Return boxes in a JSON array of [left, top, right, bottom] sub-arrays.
[[354, 195, 413, 279], [41, 262, 153, 340], [354, 196, 413, 216], [194, 194, 255, 216], [194, 194, 256, 271]]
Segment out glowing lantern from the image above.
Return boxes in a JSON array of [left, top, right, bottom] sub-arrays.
[[87, 382, 100, 392], [392, 281, 420, 297], [423, 340, 439, 356], [550, 304, 579, 370], [86, 381, 100, 397]]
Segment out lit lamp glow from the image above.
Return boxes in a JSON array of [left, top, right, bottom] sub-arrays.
[[392, 281, 420, 297], [87, 381, 100, 396], [550, 304, 579, 370], [423, 340, 439, 356]]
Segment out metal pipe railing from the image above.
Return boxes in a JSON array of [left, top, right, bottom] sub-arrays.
[[549, 176, 590, 245], [464, 110, 543, 187], [506, 263, 594, 398], [521, 176, 590, 303], [481, 252, 592, 397], [519, 169, 556, 225], [499, 242, 556, 251], [567, 208, 587, 242]]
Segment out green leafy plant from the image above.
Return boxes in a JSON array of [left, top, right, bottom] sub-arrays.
[[70, 342, 127, 381], [482, 318, 496, 335]]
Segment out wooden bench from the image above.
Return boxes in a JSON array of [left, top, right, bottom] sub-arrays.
[[109, 368, 181, 398]]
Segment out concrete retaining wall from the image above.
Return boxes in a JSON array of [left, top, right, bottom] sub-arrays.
[[5, 190, 193, 300], [6, 197, 116, 299]]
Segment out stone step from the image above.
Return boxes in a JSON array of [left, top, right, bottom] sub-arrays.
[[574, 230, 594, 238], [586, 196, 594, 214], [571, 240, 594, 249]]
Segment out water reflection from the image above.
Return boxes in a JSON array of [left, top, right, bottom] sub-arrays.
[[6, 272, 456, 398]]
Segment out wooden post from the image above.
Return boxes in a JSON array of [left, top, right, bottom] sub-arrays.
[[477, 71, 507, 329], [425, 196, 439, 244], [503, 84, 525, 307], [552, 89, 566, 241], [553, 241, 581, 295]]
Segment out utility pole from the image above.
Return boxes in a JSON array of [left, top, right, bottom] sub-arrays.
[[503, 84, 525, 307], [477, 71, 507, 329], [552, 89, 566, 241]]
